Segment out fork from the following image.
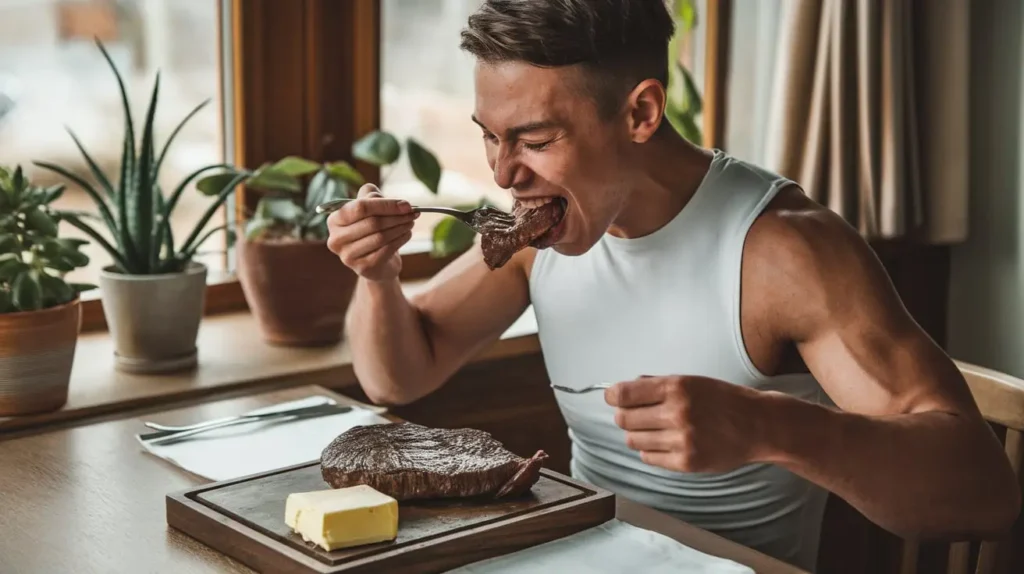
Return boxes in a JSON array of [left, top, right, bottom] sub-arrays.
[[551, 383, 613, 394], [315, 198, 515, 233]]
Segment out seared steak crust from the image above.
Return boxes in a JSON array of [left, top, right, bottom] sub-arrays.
[[480, 200, 564, 270], [320, 422, 548, 501]]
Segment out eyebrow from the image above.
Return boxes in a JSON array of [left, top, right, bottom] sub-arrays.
[[471, 115, 561, 139]]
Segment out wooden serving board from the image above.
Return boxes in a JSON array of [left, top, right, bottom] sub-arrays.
[[167, 461, 616, 574]]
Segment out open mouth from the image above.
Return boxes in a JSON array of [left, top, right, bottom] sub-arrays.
[[478, 196, 567, 270]]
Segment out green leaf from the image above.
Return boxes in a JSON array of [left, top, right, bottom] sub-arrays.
[[258, 197, 304, 223], [11, 269, 43, 311], [304, 170, 351, 213], [25, 208, 58, 237], [352, 130, 401, 166], [176, 171, 248, 258], [675, 0, 697, 30], [0, 233, 18, 253], [246, 165, 301, 192], [38, 273, 74, 306], [41, 184, 66, 204], [69, 282, 97, 294], [431, 217, 476, 258], [133, 72, 162, 273], [196, 171, 245, 197], [324, 161, 365, 188], [65, 128, 116, 199], [0, 256, 24, 282], [678, 63, 703, 116], [269, 156, 321, 177], [244, 218, 276, 241], [61, 212, 131, 272], [406, 138, 442, 194]]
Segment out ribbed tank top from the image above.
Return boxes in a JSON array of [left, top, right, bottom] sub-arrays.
[[528, 149, 829, 572]]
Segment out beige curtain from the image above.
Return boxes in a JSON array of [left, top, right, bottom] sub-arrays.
[[762, 0, 969, 243]]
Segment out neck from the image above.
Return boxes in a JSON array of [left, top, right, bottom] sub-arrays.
[[607, 127, 715, 239]]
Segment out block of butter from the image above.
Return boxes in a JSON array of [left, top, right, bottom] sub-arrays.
[[284, 484, 399, 551]]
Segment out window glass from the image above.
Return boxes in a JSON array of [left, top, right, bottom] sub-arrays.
[[0, 0, 228, 288]]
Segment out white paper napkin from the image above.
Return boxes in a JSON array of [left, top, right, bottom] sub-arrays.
[[137, 396, 391, 481], [445, 518, 754, 574]]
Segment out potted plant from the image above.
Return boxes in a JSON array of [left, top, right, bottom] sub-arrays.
[[0, 165, 94, 415], [33, 40, 243, 374], [195, 130, 476, 346]]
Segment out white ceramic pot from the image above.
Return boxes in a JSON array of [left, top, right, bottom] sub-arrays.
[[99, 261, 207, 374]]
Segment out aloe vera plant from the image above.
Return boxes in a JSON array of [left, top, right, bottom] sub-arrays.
[[0, 165, 95, 313], [197, 129, 479, 257], [33, 39, 243, 275]]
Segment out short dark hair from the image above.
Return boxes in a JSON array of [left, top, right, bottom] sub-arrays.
[[460, 0, 675, 118]]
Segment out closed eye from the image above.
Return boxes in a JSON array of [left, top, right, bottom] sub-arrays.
[[523, 140, 553, 151]]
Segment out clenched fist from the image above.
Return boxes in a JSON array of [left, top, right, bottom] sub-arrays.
[[326, 184, 419, 281], [605, 375, 772, 473]]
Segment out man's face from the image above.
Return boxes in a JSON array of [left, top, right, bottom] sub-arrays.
[[472, 61, 634, 256]]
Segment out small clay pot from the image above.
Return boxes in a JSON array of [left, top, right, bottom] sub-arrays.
[[0, 298, 81, 416], [237, 236, 357, 346]]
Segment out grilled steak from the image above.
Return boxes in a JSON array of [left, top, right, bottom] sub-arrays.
[[480, 200, 565, 270], [320, 422, 548, 501]]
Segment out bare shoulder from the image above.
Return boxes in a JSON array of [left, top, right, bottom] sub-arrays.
[[742, 184, 909, 344], [742, 184, 976, 415]]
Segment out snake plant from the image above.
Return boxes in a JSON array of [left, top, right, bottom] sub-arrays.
[[0, 165, 94, 313], [33, 39, 243, 275]]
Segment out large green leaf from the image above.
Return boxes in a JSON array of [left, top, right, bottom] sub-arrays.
[[352, 130, 401, 166], [678, 63, 703, 116], [196, 170, 245, 197], [246, 165, 301, 192], [244, 218, 276, 241], [131, 72, 161, 272], [431, 217, 476, 258], [25, 208, 58, 237], [324, 161, 365, 188], [38, 273, 74, 306], [257, 197, 304, 223], [11, 269, 42, 311], [407, 138, 442, 194], [270, 156, 321, 177]]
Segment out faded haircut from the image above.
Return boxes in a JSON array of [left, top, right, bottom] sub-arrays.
[[460, 0, 676, 119]]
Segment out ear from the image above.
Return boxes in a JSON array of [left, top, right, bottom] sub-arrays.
[[624, 79, 666, 143]]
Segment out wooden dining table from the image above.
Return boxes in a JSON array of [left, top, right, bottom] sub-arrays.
[[0, 385, 808, 574]]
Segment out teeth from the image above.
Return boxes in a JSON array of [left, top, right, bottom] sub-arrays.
[[520, 197, 555, 209]]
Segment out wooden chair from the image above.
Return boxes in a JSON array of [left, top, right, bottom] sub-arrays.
[[899, 360, 1024, 574]]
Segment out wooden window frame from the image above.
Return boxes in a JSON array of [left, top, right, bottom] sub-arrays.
[[79, 0, 453, 333], [79, 0, 730, 333]]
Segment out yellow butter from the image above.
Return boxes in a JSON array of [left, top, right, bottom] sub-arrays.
[[284, 484, 399, 551]]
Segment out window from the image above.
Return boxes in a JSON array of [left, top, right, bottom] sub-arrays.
[[0, 0, 230, 293], [379, 0, 504, 251]]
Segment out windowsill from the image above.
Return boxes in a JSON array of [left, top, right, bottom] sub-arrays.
[[0, 282, 540, 439]]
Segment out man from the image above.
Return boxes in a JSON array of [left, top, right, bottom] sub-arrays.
[[326, 0, 1019, 570]]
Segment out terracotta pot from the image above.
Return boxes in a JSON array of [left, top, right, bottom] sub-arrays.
[[0, 298, 81, 416], [237, 237, 358, 346], [99, 261, 207, 374]]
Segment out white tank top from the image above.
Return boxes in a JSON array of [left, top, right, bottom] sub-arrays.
[[529, 150, 829, 572]]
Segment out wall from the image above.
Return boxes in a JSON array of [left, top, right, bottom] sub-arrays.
[[947, 0, 1024, 374]]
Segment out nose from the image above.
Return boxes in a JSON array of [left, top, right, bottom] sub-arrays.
[[491, 144, 530, 190]]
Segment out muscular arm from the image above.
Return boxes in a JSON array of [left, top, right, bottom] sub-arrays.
[[744, 187, 1020, 540], [346, 244, 532, 405]]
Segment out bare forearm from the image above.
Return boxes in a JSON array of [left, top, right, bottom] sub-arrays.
[[346, 278, 437, 405], [758, 393, 1020, 539]]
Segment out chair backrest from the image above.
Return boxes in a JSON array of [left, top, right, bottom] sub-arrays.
[[899, 360, 1024, 574]]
